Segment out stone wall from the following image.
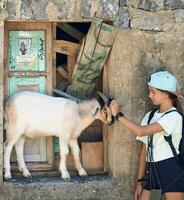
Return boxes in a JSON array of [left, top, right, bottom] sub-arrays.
[[0, 0, 184, 199], [107, 26, 184, 187], [107, 3, 184, 197], [0, 22, 4, 186]]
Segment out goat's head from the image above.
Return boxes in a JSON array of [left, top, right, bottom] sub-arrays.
[[91, 92, 115, 126]]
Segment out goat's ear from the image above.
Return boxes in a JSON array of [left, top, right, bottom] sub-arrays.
[[96, 96, 104, 108], [91, 107, 100, 117]]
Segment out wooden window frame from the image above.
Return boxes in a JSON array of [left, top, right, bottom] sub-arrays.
[[3, 21, 109, 174], [52, 22, 109, 173]]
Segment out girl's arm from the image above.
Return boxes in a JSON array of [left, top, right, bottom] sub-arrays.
[[117, 116, 163, 136], [110, 100, 164, 136], [134, 143, 148, 200], [136, 143, 147, 181]]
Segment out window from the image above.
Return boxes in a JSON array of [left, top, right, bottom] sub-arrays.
[[4, 22, 109, 178]]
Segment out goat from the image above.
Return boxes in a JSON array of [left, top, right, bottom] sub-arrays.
[[3, 91, 113, 180]]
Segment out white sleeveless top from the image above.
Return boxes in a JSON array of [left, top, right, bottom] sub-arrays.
[[136, 107, 182, 162]]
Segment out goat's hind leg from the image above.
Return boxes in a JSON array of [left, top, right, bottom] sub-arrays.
[[15, 136, 31, 178], [69, 139, 87, 177], [4, 133, 20, 180]]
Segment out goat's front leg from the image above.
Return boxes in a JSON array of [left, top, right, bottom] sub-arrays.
[[69, 139, 87, 177], [59, 138, 70, 181]]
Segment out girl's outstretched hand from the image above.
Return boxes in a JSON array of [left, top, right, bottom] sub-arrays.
[[134, 183, 143, 200], [110, 99, 121, 116]]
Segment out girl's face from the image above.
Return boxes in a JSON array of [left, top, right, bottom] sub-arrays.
[[148, 86, 169, 105]]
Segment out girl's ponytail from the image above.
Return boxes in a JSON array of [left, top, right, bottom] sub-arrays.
[[177, 95, 184, 113], [161, 91, 184, 112]]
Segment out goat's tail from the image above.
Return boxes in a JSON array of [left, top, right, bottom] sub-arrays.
[[3, 101, 9, 131], [4, 108, 8, 131]]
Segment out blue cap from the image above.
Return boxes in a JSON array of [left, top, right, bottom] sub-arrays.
[[148, 71, 178, 95]]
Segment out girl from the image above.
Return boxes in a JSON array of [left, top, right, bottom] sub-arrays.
[[110, 71, 184, 200]]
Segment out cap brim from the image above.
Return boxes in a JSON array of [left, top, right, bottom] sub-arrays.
[[168, 90, 179, 97], [148, 83, 179, 97]]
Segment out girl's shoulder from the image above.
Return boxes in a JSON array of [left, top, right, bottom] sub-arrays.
[[141, 110, 152, 126], [158, 108, 183, 122], [144, 107, 183, 119]]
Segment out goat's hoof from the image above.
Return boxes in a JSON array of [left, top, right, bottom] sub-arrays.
[[79, 170, 88, 177], [24, 174, 32, 178], [80, 173, 88, 177], [62, 176, 71, 182], [23, 171, 32, 178], [4, 174, 12, 181], [61, 173, 71, 181]]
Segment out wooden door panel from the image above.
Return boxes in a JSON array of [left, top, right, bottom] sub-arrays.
[[8, 31, 45, 72], [9, 77, 46, 96], [9, 77, 46, 162], [11, 138, 47, 162], [24, 137, 47, 162], [4, 23, 52, 164]]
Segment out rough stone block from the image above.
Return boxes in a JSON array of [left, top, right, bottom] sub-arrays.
[[138, 0, 184, 11], [164, 0, 184, 10], [118, 8, 130, 28], [20, 0, 32, 20], [81, 0, 96, 18], [45, 2, 59, 21], [31, 0, 49, 20], [52, 0, 76, 19], [173, 9, 184, 24], [120, 0, 127, 6], [96, 0, 119, 20], [131, 9, 175, 31]]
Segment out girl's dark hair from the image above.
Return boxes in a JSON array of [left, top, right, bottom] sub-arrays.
[[158, 89, 182, 110]]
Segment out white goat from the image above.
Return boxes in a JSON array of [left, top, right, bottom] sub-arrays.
[[3, 91, 113, 180]]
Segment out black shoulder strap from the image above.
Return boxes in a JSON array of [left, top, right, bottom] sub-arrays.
[[147, 109, 159, 156], [147, 108, 159, 124], [161, 109, 184, 167], [161, 109, 183, 118], [161, 109, 184, 135]]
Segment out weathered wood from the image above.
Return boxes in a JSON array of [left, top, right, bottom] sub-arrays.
[[66, 20, 118, 99], [57, 23, 85, 41], [54, 152, 81, 171], [56, 66, 68, 80], [82, 142, 104, 171], [67, 56, 77, 84], [57, 80, 69, 92], [102, 62, 109, 172], [9, 71, 48, 77], [52, 23, 57, 88], [11, 163, 52, 171], [4, 22, 53, 168], [53, 40, 81, 56]]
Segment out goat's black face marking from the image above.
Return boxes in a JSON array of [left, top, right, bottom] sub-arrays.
[[92, 107, 100, 117], [108, 116, 115, 126], [97, 96, 105, 109]]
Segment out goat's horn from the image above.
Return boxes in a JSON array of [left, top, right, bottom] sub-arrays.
[[97, 92, 108, 103]]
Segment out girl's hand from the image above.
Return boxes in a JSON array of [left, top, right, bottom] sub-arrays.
[[110, 100, 121, 116], [134, 183, 143, 200]]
